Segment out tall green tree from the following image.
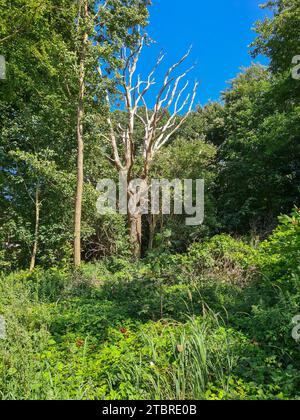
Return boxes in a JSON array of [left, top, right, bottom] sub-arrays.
[[0, 0, 79, 270]]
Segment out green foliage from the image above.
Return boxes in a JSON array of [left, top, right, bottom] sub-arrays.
[[1, 209, 300, 400], [252, 0, 300, 75], [188, 234, 259, 271], [260, 208, 300, 280], [217, 64, 300, 233], [216, 1, 300, 234], [149, 137, 218, 252]]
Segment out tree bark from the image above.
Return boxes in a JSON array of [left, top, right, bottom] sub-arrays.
[[148, 214, 157, 251], [74, 0, 88, 268], [129, 214, 142, 259], [30, 184, 41, 272]]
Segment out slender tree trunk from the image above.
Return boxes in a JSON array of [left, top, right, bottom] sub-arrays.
[[30, 184, 41, 272], [148, 214, 157, 251], [129, 214, 142, 259], [145, 160, 155, 252], [74, 0, 88, 267]]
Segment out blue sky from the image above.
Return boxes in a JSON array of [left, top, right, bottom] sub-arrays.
[[137, 0, 272, 107]]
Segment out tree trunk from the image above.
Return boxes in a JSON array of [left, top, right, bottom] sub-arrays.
[[127, 172, 148, 259], [30, 184, 41, 272], [129, 213, 142, 259], [148, 214, 157, 251], [74, 0, 88, 268]]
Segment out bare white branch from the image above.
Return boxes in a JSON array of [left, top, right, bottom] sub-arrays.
[[98, 37, 198, 180]]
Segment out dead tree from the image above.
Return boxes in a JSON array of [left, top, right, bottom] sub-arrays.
[[102, 35, 198, 258]]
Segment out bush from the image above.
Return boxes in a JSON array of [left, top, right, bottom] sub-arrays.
[[260, 208, 300, 281], [186, 234, 260, 284]]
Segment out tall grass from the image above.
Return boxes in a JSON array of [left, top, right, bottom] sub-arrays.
[[114, 315, 237, 400]]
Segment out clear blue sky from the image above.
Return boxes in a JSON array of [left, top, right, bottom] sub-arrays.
[[138, 0, 271, 107]]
